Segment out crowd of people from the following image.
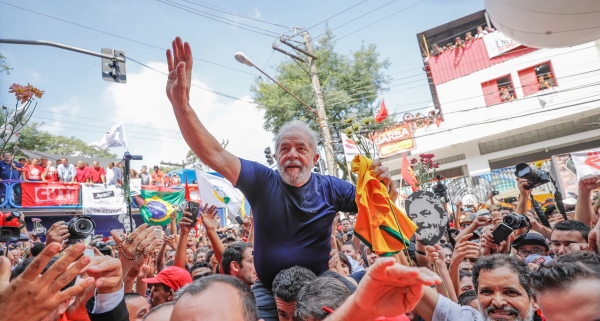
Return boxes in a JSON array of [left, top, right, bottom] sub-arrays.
[[426, 25, 496, 61], [2, 36, 600, 321], [0, 152, 182, 187]]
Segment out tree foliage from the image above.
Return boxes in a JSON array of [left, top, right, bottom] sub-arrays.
[[8, 122, 117, 158], [0, 52, 12, 75], [250, 28, 392, 178]]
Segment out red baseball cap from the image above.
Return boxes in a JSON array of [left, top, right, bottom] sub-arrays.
[[143, 266, 192, 291]]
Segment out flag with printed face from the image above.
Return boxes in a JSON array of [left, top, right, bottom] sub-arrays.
[[99, 122, 128, 149], [136, 186, 184, 226], [195, 170, 246, 216]]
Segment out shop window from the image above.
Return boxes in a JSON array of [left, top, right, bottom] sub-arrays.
[[481, 75, 516, 106], [518, 62, 556, 97]]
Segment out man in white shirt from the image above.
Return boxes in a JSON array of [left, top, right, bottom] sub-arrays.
[[415, 254, 537, 321], [57, 158, 76, 183], [106, 162, 122, 186]]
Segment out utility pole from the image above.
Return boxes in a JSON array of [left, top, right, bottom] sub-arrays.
[[302, 32, 337, 176]]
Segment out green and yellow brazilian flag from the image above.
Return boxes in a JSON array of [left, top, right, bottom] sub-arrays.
[[135, 186, 184, 227]]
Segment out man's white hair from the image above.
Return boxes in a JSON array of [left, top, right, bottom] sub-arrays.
[[275, 120, 319, 153]]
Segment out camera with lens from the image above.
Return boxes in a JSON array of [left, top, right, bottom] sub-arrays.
[[93, 241, 112, 256], [502, 213, 529, 230], [0, 212, 22, 242], [65, 216, 96, 240], [514, 163, 550, 190]]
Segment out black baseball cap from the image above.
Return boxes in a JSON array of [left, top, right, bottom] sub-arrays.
[[511, 233, 549, 251]]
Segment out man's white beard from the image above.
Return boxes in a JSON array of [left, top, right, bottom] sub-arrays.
[[479, 302, 535, 321], [278, 160, 311, 187]]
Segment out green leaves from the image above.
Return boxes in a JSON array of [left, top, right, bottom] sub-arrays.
[[10, 122, 117, 158], [250, 28, 391, 179]]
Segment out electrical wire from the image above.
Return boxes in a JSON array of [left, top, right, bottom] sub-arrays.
[[331, 0, 425, 44], [327, 67, 600, 120], [157, 0, 280, 37], [314, 0, 398, 39], [326, 75, 600, 129], [180, 0, 291, 29], [126, 56, 256, 103], [305, 0, 369, 31], [329, 43, 600, 112], [0, 1, 256, 76]]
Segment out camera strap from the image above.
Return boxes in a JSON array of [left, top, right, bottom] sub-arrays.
[[530, 195, 551, 228], [550, 177, 568, 221]]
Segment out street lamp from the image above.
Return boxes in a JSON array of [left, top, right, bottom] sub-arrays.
[[234, 52, 318, 117]]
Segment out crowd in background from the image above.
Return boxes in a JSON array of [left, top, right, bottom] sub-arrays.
[[2, 172, 600, 321]]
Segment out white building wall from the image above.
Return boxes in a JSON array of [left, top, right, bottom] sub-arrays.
[[384, 41, 600, 180]]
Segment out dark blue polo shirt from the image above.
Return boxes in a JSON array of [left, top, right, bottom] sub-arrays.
[[235, 158, 357, 287], [0, 161, 21, 180]]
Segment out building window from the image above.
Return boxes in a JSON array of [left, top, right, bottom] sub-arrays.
[[481, 75, 516, 106], [518, 62, 556, 97]]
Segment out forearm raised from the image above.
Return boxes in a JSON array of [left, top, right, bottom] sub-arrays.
[[575, 190, 594, 227], [171, 102, 240, 183]]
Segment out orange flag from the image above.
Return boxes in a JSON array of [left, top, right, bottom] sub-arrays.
[[401, 153, 418, 192], [375, 99, 388, 123], [351, 155, 417, 255]]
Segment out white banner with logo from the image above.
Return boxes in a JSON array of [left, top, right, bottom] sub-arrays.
[[571, 149, 600, 181], [483, 32, 521, 58], [82, 184, 127, 215], [130, 178, 142, 196]]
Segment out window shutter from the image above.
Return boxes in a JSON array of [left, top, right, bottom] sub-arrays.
[[518, 67, 539, 96], [481, 79, 500, 106]]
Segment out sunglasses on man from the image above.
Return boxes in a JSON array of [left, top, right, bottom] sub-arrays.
[[192, 271, 213, 281]]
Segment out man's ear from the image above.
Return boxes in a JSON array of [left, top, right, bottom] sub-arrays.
[[313, 153, 320, 166], [231, 261, 240, 274]]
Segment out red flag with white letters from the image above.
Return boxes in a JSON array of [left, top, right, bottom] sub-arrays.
[[21, 182, 80, 207]]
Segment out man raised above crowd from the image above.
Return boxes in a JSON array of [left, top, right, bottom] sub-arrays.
[[165, 36, 394, 321]]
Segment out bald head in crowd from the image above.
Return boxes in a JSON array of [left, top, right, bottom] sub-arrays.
[[170, 275, 259, 321]]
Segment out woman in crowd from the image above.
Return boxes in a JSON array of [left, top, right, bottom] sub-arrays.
[[41, 160, 59, 183]]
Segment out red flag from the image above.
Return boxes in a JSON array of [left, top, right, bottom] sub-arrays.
[[184, 173, 191, 201], [401, 153, 418, 192], [375, 99, 388, 123]]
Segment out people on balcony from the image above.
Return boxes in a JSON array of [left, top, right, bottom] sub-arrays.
[[454, 37, 465, 49], [465, 32, 474, 43], [500, 87, 515, 102], [475, 25, 488, 39]]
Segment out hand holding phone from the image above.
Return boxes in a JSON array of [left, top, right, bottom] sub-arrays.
[[491, 223, 514, 244], [188, 201, 201, 226]]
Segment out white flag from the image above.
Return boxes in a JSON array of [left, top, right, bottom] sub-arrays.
[[99, 122, 128, 149], [195, 170, 245, 216]]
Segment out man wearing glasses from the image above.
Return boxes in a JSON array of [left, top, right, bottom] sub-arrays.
[[190, 261, 213, 281], [511, 232, 549, 260]]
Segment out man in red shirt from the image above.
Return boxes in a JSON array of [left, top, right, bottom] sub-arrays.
[[152, 166, 164, 186], [23, 158, 44, 181], [89, 161, 106, 185], [74, 161, 90, 184]]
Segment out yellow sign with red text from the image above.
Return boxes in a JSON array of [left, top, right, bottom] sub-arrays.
[[371, 124, 416, 158]]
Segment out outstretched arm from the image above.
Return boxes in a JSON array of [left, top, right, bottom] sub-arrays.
[[166, 37, 240, 184]]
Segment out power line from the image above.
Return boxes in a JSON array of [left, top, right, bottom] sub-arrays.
[[332, 0, 425, 44], [0, 1, 256, 76], [180, 0, 291, 29], [314, 0, 398, 39], [157, 0, 280, 37], [327, 72, 600, 128], [30, 115, 184, 140], [126, 56, 256, 103], [305, 0, 369, 31]]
